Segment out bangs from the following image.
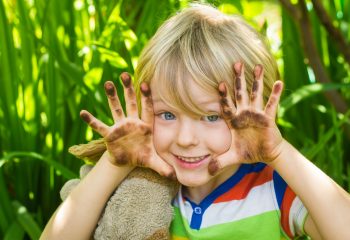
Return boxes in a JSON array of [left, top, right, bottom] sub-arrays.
[[151, 22, 233, 117], [152, 46, 221, 117]]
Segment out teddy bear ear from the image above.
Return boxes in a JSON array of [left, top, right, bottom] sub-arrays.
[[68, 138, 106, 162]]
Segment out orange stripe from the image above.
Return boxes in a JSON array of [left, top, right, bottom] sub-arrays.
[[213, 166, 273, 203], [281, 186, 296, 238]]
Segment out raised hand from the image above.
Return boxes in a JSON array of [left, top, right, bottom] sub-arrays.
[[209, 62, 284, 176], [80, 73, 175, 178]]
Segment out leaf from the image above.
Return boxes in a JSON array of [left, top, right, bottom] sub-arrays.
[[4, 221, 25, 240], [279, 83, 350, 117], [1, 152, 78, 179], [12, 201, 41, 240]]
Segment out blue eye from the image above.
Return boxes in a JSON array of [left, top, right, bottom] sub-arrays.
[[203, 115, 220, 122], [160, 112, 176, 120]]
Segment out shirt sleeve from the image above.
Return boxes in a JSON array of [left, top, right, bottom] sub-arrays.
[[272, 171, 308, 238]]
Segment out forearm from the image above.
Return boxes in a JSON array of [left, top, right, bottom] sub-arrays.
[[270, 140, 350, 239], [40, 152, 134, 240]]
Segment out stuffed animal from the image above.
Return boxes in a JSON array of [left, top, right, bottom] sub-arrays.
[[60, 138, 179, 240]]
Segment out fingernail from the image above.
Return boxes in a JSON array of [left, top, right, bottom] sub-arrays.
[[104, 81, 115, 96], [218, 82, 227, 97], [233, 62, 243, 76], [140, 82, 151, 97], [80, 111, 90, 123], [273, 81, 283, 94], [120, 72, 131, 87], [254, 64, 263, 79]]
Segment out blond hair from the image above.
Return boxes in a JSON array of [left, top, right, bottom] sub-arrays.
[[135, 3, 279, 116], [69, 4, 280, 161]]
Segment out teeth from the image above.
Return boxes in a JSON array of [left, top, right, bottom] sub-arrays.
[[176, 155, 207, 162]]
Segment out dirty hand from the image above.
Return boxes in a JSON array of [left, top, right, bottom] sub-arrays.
[[209, 62, 284, 175], [80, 72, 175, 178]]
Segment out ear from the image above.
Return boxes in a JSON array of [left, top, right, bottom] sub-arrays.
[[68, 138, 106, 162]]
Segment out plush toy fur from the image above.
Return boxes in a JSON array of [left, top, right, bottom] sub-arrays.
[[61, 139, 179, 240]]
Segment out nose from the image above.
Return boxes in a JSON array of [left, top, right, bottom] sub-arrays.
[[176, 119, 199, 147]]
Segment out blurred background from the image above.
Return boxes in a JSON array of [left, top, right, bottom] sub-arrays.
[[0, 0, 349, 239]]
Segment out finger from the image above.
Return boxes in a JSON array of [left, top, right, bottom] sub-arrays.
[[104, 81, 125, 122], [250, 64, 264, 110], [148, 156, 177, 180], [120, 72, 139, 118], [80, 110, 110, 137], [208, 150, 240, 176], [218, 82, 236, 121], [264, 81, 284, 118], [140, 82, 154, 124], [233, 62, 249, 110]]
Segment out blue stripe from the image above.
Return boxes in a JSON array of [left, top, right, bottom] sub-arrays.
[[273, 171, 287, 208]]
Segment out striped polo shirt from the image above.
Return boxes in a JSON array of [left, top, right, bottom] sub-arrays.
[[170, 163, 308, 239]]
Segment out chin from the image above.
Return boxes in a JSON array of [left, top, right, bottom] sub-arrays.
[[176, 173, 210, 187]]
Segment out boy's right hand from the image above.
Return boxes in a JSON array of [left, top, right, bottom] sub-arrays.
[[80, 72, 175, 179]]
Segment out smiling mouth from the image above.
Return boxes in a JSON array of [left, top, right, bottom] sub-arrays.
[[175, 154, 210, 163]]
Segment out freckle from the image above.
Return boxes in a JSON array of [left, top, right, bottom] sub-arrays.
[[208, 160, 219, 176], [236, 93, 242, 101], [235, 77, 241, 90], [104, 81, 115, 96], [252, 80, 258, 93], [120, 72, 131, 87]]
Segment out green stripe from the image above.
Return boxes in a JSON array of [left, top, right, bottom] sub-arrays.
[[171, 208, 290, 240]]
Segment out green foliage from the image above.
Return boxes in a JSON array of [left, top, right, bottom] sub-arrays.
[[0, 0, 349, 239]]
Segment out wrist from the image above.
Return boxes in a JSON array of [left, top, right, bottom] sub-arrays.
[[99, 151, 135, 174], [267, 139, 290, 169]]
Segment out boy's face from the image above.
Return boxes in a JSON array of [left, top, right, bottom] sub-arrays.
[[151, 80, 233, 188]]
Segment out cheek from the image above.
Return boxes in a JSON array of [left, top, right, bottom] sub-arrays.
[[206, 122, 231, 153], [153, 120, 173, 153]]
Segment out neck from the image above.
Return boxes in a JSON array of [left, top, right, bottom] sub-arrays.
[[183, 164, 240, 204]]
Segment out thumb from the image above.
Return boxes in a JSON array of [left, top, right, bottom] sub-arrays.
[[209, 150, 240, 176]]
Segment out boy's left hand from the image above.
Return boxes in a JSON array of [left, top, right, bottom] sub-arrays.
[[209, 62, 284, 175]]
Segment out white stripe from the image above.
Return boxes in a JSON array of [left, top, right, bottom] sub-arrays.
[[175, 186, 194, 224], [200, 181, 278, 228], [290, 197, 308, 236]]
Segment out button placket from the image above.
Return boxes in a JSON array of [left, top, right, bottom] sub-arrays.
[[194, 207, 202, 215]]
